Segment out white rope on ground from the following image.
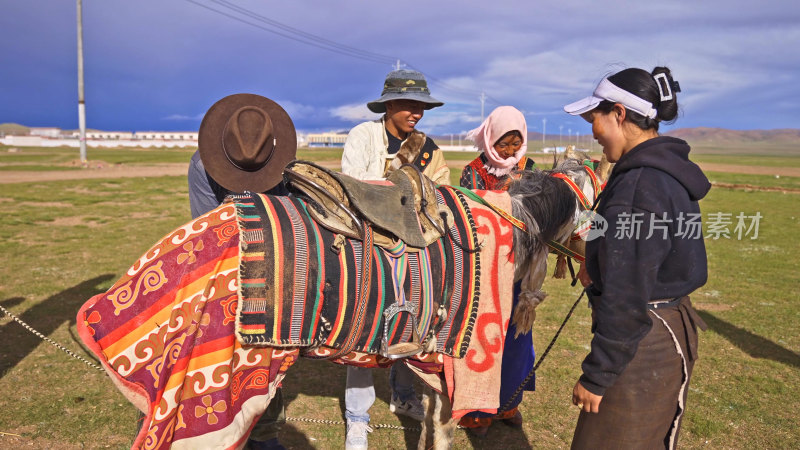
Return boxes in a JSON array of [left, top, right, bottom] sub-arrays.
[[286, 416, 419, 431], [0, 303, 106, 373], [0, 303, 423, 432]]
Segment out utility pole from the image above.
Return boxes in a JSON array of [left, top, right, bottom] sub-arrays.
[[77, 0, 87, 164], [559, 125, 563, 147], [542, 118, 546, 150], [480, 92, 487, 122]]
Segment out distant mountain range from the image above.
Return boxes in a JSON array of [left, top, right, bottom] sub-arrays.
[[525, 128, 800, 145], [0, 123, 30, 134], [664, 127, 800, 144], [427, 127, 800, 147]]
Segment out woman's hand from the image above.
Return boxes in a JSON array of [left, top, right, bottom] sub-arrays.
[[572, 381, 603, 413], [576, 263, 592, 287]]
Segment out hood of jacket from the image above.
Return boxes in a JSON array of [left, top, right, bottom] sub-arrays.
[[611, 136, 711, 201]]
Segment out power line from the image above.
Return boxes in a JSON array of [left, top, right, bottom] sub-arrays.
[[185, 0, 506, 108], [184, 0, 394, 64], [207, 0, 397, 64]]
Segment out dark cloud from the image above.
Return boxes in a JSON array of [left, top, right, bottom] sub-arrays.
[[1, 0, 797, 133]]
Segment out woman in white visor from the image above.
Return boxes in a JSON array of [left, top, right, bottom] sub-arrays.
[[565, 67, 710, 450]]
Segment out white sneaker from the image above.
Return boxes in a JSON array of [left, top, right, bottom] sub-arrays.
[[345, 421, 372, 450], [389, 395, 425, 422]]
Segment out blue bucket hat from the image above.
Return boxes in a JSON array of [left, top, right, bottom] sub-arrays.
[[367, 69, 444, 113]]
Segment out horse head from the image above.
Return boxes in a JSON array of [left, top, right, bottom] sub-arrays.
[[504, 154, 609, 335]]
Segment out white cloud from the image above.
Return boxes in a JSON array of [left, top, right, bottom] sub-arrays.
[[420, 108, 482, 135], [329, 103, 381, 122], [163, 113, 204, 121], [275, 100, 318, 120]]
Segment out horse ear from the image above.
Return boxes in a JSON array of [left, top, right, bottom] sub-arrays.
[[565, 145, 576, 160], [595, 154, 612, 182]]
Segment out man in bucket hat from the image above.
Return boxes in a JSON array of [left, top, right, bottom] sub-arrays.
[[341, 68, 450, 185], [340, 69, 449, 450], [188, 93, 296, 450]]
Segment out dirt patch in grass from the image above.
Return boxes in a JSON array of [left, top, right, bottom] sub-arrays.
[[18, 201, 74, 208], [0, 163, 189, 184], [129, 211, 156, 219], [698, 162, 800, 177], [40, 217, 102, 227], [2, 158, 796, 186], [711, 182, 800, 194], [693, 302, 735, 311]]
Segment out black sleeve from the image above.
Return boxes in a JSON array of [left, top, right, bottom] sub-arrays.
[[460, 166, 475, 189], [459, 165, 485, 189]]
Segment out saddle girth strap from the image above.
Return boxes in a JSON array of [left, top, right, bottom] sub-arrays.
[[325, 222, 374, 360]]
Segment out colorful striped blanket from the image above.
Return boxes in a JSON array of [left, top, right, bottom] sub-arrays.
[[232, 188, 479, 358], [77, 189, 515, 448]]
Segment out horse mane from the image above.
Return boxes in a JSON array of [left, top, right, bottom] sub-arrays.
[[549, 156, 591, 191], [507, 167, 576, 274]]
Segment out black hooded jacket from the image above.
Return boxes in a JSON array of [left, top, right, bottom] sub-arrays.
[[580, 136, 711, 396]]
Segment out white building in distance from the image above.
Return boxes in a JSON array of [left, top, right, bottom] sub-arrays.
[[29, 127, 62, 138], [306, 132, 348, 147]]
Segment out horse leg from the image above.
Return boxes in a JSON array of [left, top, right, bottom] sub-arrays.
[[417, 387, 457, 450], [417, 385, 436, 450]]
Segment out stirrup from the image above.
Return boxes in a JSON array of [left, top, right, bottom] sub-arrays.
[[380, 302, 423, 359]]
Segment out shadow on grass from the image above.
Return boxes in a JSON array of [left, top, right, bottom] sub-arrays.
[[697, 310, 800, 368], [0, 274, 115, 379], [465, 420, 533, 450], [280, 360, 423, 448]]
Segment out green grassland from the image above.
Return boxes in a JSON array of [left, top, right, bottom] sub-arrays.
[[0, 146, 798, 449]]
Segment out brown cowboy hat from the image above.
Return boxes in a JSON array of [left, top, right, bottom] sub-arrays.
[[198, 93, 297, 193]]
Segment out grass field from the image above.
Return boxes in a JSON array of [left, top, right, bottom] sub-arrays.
[[0, 145, 798, 449]]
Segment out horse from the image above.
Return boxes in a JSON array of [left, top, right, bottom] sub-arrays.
[[76, 158, 600, 450], [416, 153, 609, 449]]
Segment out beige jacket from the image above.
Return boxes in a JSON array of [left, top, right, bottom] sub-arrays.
[[341, 117, 450, 185]]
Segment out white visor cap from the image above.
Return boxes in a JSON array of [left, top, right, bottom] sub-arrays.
[[564, 78, 657, 119]]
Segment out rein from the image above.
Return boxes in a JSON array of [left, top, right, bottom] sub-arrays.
[[444, 185, 528, 231], [499, 288, 587, 412]]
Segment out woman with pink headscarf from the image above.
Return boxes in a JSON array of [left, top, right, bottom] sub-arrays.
[[458, 106, 537, 437], [459, 105, 536, 190]]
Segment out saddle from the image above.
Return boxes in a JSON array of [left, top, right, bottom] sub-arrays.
[[283, 160, 449, 250], [284, 160, 452, 359]]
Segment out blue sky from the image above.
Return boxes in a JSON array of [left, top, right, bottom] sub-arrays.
[[1, 1, 797, 136]]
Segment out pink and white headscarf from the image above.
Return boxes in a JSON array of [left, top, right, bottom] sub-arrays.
[[466, 106, 528, 176]]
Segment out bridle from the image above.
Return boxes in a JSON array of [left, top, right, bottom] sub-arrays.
[[547, 161, 604, 263]]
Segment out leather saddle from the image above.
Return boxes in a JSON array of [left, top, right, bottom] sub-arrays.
[[283, 160, 449, 250]]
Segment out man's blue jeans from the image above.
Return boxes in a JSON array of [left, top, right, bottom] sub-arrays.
[[345, 363, 416, 423]]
